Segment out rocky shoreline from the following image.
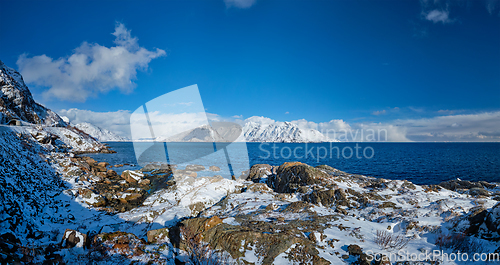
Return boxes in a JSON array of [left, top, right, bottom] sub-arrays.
[[3, 143, 500, 264]]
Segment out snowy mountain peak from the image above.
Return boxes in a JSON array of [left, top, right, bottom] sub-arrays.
[[243, 118, 332, 142]]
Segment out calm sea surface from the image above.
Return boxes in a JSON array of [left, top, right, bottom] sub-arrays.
[[86, 142, 500, 185]]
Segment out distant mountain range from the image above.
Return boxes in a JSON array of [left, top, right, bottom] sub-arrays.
[[73, 122, 129, 142], [161, 120, 336, 143]]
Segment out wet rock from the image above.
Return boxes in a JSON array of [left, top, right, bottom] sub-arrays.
[[247, 164, 274, 183], [60, 229, 87, 248], [209, 165, 221, 171], [268, 162, 330, 193], [147, 227, 170, 243], [185, 165, 205, 171]]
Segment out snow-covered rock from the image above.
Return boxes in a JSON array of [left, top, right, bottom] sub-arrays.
[[74, 122, 128, 142], [0, 60, 66, 126]]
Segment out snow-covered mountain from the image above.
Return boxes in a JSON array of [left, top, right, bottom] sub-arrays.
[[243, 120, 333, 142], [74, 122, 129, 142], [162, 119, 334, 142], [0, 60, 66, 127]]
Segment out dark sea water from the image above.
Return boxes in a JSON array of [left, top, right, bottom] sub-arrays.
[[86, 142, 500, 185]]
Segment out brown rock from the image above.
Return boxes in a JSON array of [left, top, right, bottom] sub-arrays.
[[147, 228, 169, 243], [209, 166, 221, 171], [98, 162, 109, 168], [60, 229, 87, 248], [268, 162, 330, 193], [347, 244, 363, 255]]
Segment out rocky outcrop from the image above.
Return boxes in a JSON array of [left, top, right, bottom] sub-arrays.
[[267, 162, 331, 193], [439, 179, 496, 192], [0, 60, 66, 126]]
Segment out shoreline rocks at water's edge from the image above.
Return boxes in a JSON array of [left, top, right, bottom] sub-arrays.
[[4, 154, 500, 264]]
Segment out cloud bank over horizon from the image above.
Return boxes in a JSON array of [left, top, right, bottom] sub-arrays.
[[16, 22, 166, 102], [57, 108, 500, 142]]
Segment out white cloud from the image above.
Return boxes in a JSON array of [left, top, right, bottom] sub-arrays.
[[424, 9, 454, 24], [245, 116, 276, 125], [224, 0, 257, 9], [17, 22, 166, 102], [372, 110, 387, 116], [393, 111, 500, 141]]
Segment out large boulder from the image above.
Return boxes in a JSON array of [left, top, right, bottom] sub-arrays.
[[268, 162, 330, 193]]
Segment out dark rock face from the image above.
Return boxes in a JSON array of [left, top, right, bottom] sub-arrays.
[[268, 162, 330, 193], [0, 60, 66, 126], [462, 203, 500, 240], [439, 179, 496, 191]]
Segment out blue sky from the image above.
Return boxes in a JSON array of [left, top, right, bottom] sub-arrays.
[[1, 0, 499, 141]]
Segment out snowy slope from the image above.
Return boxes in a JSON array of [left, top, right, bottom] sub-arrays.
[[0, 60, 66, 127], [74, 122, 129, 142]]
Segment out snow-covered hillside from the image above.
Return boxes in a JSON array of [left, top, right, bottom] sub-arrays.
[[0, 61, 108, 153], [0, 60, 66, 127], [74, 122, 129, 142]]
